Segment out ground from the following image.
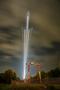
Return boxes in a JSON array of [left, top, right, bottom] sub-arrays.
[[0, 84, 60, 90]]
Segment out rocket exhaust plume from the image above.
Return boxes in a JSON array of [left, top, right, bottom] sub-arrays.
[[23, 30, 29, 79], [23, 11, 30, 79], [23, 11, 37, 79]]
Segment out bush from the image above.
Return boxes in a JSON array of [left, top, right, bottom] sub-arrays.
[[49, 85, 55, 89], [45, 83, 48, 86], [44, 83, 48, 88]]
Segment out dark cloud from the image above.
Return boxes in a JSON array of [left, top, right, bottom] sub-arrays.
[[0, 51, 13, 57], [0, 27, 11, 34], [52, 41, 60, 62], [10, 57, 21, 63], [0, 0, 14, 17], [0, 61, 12, 67], [41, 47, 56, 55], [30, 45, 56, 56], [0, 27, 21, 38], [52, 41, 60, 51], [0, 27, 22, 45]]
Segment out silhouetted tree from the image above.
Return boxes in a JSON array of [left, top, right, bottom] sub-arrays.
[[12, 72, 17, 80], [30, 67, 60, 79], [49, 69, 55, 77], [54, 67, 60, 77], [4, 69, 17, 84], [16, 77, 20, 82], [41, 71, 46, 78], [47, 71, 50, 78], [0, 73, 5, 83], [36, 72, 39, 79]]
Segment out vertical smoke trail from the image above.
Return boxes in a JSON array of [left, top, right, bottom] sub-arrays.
[[23, 30, 30, 79]]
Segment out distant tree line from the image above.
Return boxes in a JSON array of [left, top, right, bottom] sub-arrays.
[[0, 69, 20, 84], [30, 67, 60, 80]]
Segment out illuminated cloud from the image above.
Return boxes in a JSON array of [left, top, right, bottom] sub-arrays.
[[0, 0, 60, 79]]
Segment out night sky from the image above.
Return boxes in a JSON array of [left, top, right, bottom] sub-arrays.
[[0, 0, 60, 79]]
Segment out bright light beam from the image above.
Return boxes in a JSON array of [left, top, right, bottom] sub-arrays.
[[23, 30, 29, 79]]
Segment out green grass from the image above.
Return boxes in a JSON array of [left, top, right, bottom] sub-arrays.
[[0, 84, 60, 90], [0, 85, 10, 90]]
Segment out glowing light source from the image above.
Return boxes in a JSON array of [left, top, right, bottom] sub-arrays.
[[31, 62, 34, 65]]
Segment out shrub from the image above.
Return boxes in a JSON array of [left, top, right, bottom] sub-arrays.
[[45, 83, 48, 86], [49, 85, 55, 89], [44, 83, 48, 88]]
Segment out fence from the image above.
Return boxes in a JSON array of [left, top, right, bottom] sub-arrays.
[[20, 77, 60, 84], [30, 77, 60, 84]]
